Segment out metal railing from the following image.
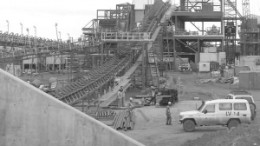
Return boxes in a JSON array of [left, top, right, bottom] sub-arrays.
[[173, 30, 223, 36], [101, 32, 152, 42], [240, 28, 260, 33]]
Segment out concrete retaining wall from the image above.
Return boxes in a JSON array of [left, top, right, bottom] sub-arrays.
[[0, 69, 145, 146]]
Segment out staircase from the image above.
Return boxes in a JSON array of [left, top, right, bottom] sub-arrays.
[[145, 3, 175, 86], [148, 43, 160, 87]]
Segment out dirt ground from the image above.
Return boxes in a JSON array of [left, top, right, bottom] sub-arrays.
[[121, 71, 260, 146], [19, 72, 79, 88], [20, 71, 260, 146]]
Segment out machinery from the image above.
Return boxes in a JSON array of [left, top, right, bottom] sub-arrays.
[[134, 87, 178, 106]]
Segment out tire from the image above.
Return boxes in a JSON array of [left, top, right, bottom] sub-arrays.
[[250, 103, 256, 120], [183, 119, 195, 132], [228, 119, 240, 129]]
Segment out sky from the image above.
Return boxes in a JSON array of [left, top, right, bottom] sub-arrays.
[[0, 0, 259, 41]]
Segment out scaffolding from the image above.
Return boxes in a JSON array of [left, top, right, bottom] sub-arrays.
[[161, 0, 224, 70], [240, 0, 260, 56], [224, 0, 239, 64]]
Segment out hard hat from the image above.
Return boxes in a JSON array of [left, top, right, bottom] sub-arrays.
[[168, 102, 171, 105], [129, 97, 133, 101]]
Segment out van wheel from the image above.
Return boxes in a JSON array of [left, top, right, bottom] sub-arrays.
[[250, 104, 256, 120], [228, 119, 239, 129], [183, 120, 195, 132]]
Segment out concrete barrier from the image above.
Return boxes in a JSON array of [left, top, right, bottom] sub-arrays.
[[0, 69, 145, 146]]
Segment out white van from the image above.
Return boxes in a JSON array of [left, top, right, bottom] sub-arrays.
[[179, 99, 252, 132], [226, 91, 256, 120]]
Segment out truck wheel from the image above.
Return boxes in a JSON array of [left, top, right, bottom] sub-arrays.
[[228, 119, 239, 129], [250, 104, 256, 120], [183, 120, 195, 132]]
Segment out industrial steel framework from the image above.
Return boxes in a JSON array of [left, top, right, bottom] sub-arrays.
[[224, 0, 239, 64], [242, 0, 250, 19], [240, 0, 260, 56], [161, 0, 224, 71]]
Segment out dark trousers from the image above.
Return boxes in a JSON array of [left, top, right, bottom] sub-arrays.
[[166, 116, 172, 125]]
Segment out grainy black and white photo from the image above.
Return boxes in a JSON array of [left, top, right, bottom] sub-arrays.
[[0, 0, 260, 146]]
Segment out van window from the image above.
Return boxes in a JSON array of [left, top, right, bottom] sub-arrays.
[[234, 103, 247, 110], [204, 104, 215, 113], [219, 103, 232, 110], [236, 97, 253, 104], [198, 101, 205, 111], [225, 95, 232, 99]]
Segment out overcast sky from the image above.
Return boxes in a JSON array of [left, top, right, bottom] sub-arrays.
[[0, 0, 259, 41]]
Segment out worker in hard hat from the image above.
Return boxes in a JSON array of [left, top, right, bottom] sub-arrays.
[[166, 101, 172, 125], [117, 86, 125, 107], [123, 97, 135, 131], [150, 86, 158, 105], [129, 97, 133, 106]]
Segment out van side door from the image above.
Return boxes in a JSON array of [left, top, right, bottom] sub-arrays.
[[200, 103, 217, 126]]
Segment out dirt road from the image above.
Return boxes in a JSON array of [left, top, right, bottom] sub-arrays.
[[122, 72, 260, 146]]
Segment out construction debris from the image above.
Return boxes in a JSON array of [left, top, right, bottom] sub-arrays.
[[196, 76, 239, 85]]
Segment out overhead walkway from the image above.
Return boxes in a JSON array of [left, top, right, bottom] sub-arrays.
[[101, 32, 152, 42]]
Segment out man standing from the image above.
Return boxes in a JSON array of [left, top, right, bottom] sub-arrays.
[[151, 86, 157, 105], [117, 86, 125, 107], [123, 97, 135, 131], [166, 102, 172, 125]]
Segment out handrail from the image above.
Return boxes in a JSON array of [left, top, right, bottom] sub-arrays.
[[101, 32, 152, 41]]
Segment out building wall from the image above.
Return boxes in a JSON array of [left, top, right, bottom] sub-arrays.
[[239, 71, 260, 90], [239, 56, 260, 71], [135, 10, 145, 23], [0, 69, 145, 146], [200, 53, 218, 62]]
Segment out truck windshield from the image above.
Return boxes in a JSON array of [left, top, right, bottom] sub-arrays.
[[197, 101, 205, 111]]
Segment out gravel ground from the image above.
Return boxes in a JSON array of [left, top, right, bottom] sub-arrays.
[[121, 71, 260, 146]]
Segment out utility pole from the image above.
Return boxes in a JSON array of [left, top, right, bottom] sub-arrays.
[[55, 23, 59, 71], [68, 33, 71, 50], [55, 23, 59, 46], [20, 23, 23, 35], [33, 25, 37, 37], [20, 23, 24, 72], [59, 31, 61, 41], [59, 31, 62, 71], [33, 25, 38, 73], [26, 28, 32, 76], [26, 28, 29, 38], [6, 20, 9, 33], [68, 34, 73, 83]]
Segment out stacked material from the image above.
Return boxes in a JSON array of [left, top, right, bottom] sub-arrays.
[[86, 109, 116, 121], [113, 110, 134, 130], [95, 110, 116, 121]]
